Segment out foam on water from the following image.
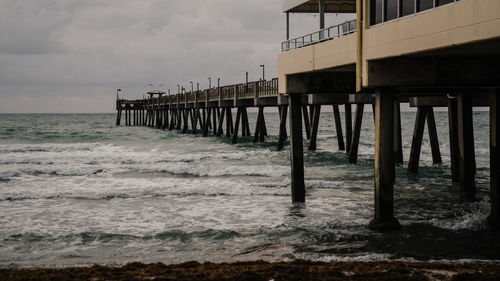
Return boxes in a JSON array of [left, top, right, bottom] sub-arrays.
[[0, 112, 498, 267]]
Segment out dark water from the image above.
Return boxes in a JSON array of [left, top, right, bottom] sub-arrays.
[[0, 111, 498, 268]]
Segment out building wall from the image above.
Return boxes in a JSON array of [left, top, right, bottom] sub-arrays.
[[278, 0, 500, 93], [278, 34, 356, 93], [362, 0, 500, 86]]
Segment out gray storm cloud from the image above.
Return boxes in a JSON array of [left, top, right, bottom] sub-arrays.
[[0, 0, 352, 113]]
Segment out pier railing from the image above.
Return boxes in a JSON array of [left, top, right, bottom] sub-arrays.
[[117, 78, 280, 109], [281, 20, 357, 52]]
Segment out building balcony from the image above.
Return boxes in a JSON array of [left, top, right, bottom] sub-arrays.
[[282, 20, 356, 52]]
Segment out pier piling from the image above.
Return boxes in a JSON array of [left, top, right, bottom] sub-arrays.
[[289, 94, 305, 202], [333, 105, 345, 151], [408, 107, 427, 173], [302, 105, 311, 139], [489, 89, 500, 230], [427, 107, 442, 164], [394, 101, 403, 164], [457, 94, 476, 201], [278, 105, 288, 151], [369, 89, 401, 231], [309, 105, 321, 151], [349, 104, 364, 164], [345, 103, 352, 153]]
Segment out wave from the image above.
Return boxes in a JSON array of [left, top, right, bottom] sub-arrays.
[[137, 162, 289, 178], [0, 168, 106, 179], [428, 199, 490, 231], [0, 143, 96, 154], [5, 229, 242, 244]]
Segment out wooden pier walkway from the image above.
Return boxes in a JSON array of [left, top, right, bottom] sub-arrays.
[[116, 78, 362, 155]]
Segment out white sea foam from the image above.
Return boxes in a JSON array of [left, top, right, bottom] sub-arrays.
[[0, 112, 497, 267], [428, 199, 490, 231]]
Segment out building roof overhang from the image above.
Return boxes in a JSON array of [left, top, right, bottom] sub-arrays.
[[283, 0, 356, 13]]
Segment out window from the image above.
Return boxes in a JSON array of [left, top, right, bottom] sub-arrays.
[[418, 0, 434, 12], [385, 0, 398, 21], [369, 0, 458, 26], [370, 0, 384, 25], [401, 0, 415, 16], [437, 0, 454, 6]]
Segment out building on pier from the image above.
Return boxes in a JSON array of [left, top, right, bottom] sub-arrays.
[[280, 0, 500, 230]]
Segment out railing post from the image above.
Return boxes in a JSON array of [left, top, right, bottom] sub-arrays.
[[217, 78, 221, 107], [195, 90, 199, 109], [234, 85, 238, 107]]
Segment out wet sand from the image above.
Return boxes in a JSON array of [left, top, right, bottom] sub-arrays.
[[2, 260, 500, 281]]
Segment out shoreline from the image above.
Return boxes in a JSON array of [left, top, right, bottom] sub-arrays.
[[2, 260, 500, 280]]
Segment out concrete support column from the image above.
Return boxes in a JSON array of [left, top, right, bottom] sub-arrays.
[[488, 89, 500, 230], [286, 12, 290, 40], [232, 107, 241, 144], [212, 108, 217, 135], [289, 94, 306, 202], [116, 110, 121, 126], [319, 0, 325, 29], [345, 104, 352, 153], [448, 96, 460, 182], [309, 105, 321, 151], [457, 94, 476, 201], [348, 104, 364, 164], [427, 107, 442, 164], [369, 89, 401, 231], [302, 106, 311, 140], [277, 105, 288, 151], [408, 107, 427, 173], [333, 105, 345, 151], [394, 101, 403, 164]]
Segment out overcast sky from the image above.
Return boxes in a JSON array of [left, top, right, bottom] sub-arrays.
[[0, 0, 354, 113]]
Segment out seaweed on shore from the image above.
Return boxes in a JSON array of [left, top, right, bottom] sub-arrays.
[[1, 260, 500, 281]]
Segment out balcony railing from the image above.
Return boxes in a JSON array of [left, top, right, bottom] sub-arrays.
[[281, 20, 356, 52]]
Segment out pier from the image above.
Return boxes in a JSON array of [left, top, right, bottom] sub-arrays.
[[116, 0, 500, 231]]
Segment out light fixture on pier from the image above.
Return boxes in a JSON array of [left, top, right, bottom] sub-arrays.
[[116, 88, 121, 99], [208, 78, 211, 89], [260, 64, 265, 81]]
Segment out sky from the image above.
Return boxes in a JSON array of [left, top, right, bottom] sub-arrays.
[[0, 0, 354, 113]]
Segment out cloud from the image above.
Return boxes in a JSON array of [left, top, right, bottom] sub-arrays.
[[0, 0, 354, 113]]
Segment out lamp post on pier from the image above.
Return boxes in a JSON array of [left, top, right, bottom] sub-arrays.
[[208, 78, 211, 89], [260, 64, 265, 80], [245, 72, 249, 92], [116, 88, 121, 99], [190, 81, 193, 93]]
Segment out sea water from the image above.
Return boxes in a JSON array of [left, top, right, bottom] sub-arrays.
[[0, 111, 499, 267]]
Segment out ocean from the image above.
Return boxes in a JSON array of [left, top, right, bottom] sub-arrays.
[[0, 111, 499, 268]]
